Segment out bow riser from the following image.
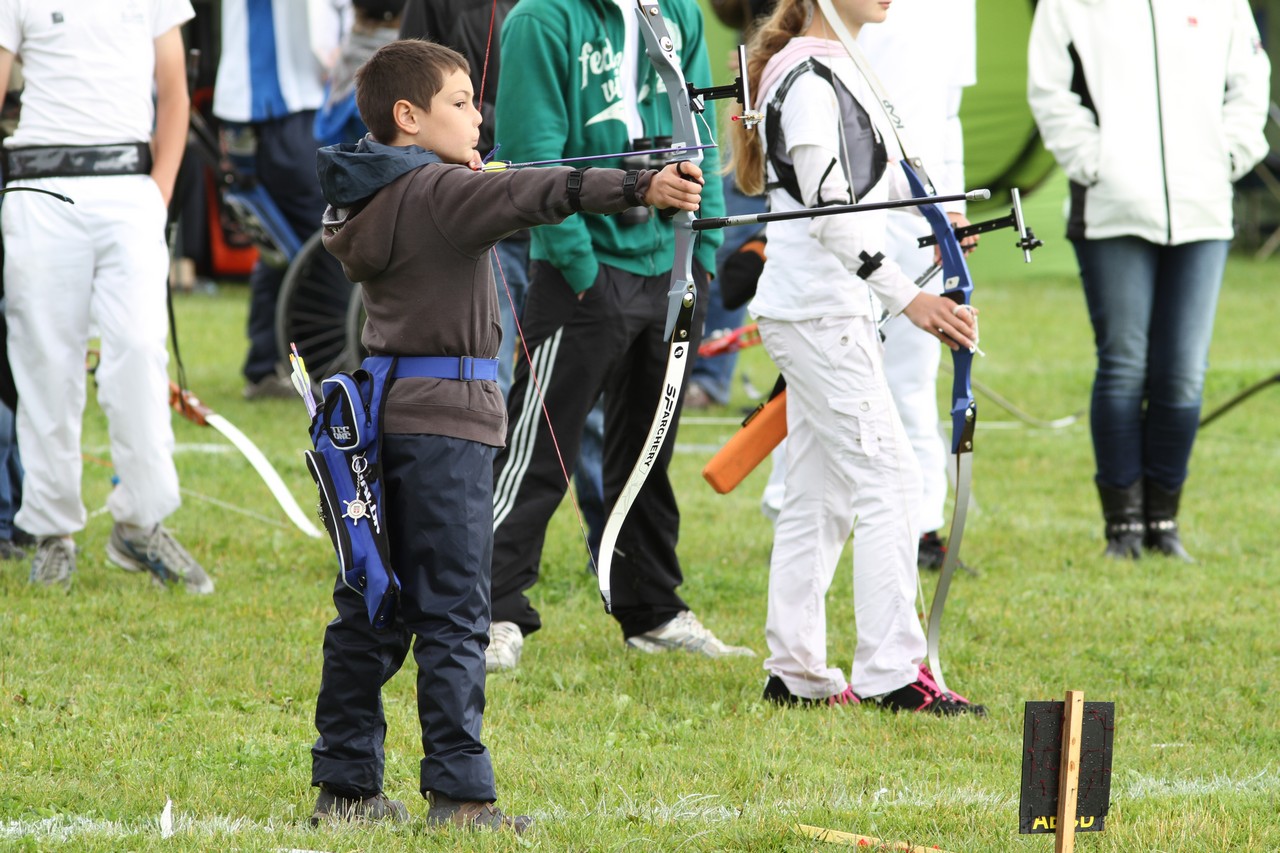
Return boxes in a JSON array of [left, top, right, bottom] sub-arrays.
[[901, 163, 976, 454]]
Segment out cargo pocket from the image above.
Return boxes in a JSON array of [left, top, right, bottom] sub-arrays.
[[830, 393, 886, 459]]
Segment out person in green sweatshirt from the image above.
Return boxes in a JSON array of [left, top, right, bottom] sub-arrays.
[[485, 0, 752, 673]]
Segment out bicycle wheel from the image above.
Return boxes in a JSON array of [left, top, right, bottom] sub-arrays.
[[276, 228, 366, 379]]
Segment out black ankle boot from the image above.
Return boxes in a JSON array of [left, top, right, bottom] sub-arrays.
[[1097, 480, 1144, 559], [1144, 482, 1194, 562]]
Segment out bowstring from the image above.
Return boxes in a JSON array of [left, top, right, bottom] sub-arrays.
[[489, 249, 599, 576], [480, 0, 598, 573]]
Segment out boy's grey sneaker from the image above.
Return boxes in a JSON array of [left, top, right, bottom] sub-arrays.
[[425, 792, 533, 835], [309, 784, 409, 827], [625, 610, 756, 657], [485, 620, 524, 672], [29, 536, 75, 588], [106, 523, 214, 594]]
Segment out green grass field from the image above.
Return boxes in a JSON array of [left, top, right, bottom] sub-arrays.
[[2, 176, 1278, 851]]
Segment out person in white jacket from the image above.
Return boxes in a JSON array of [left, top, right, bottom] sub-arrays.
[[1028, 0, 1269, 561], [731, 0, 985, 714]]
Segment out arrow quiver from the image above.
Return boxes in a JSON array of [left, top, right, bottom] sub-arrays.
[[304, 357, 400, 629], [702, 376, 787, 493]]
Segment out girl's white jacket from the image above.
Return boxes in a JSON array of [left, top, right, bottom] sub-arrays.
[[1027, 0, 1271, 244]]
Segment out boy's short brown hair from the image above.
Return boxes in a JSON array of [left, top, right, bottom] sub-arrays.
[[356, 40, 471, 144]]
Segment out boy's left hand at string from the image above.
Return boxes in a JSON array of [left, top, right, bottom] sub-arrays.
[[644, 161, 704, 211]]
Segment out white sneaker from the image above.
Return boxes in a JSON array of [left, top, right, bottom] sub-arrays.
[[486, 621, 524, 672], [625, 610, 755, 657]]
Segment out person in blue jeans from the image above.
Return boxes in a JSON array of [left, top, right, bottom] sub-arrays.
[[213, 0, 338, 399], [1028, 0, 1270, 561]]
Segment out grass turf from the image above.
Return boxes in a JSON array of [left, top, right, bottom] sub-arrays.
[[1, 178, 1278, 850]]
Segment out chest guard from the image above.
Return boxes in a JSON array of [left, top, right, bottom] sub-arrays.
[[765, 59, 887, 207]]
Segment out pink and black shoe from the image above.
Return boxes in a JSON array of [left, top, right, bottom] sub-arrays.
[[863, 669, 986, 717], [918, 663, 976, 705]]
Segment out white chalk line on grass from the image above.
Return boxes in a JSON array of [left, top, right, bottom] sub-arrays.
[[4, 770, 1278, 843]]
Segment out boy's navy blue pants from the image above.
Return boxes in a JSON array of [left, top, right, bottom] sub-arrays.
[[311, 434, 497, 802]]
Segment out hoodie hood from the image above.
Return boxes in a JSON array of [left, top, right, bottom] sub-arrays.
[[316, 134, 442, 208]]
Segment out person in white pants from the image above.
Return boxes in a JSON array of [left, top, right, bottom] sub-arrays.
[[760, 0, 977, 570], [0, 0, 212, 592], [731, 0, 984, 714]]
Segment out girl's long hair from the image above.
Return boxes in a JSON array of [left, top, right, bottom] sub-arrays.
[[728, 0, 811, 196]]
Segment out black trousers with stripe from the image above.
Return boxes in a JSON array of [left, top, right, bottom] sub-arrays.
[[491, 260, 708, 639]]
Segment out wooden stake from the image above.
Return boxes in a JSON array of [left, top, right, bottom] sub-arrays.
[[1055, 690, 1085, 853]]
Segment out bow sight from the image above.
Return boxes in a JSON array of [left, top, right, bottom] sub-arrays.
[[917, 187, 1044, 263]]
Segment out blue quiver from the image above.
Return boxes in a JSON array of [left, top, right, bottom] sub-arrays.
[[303, 356, 399, 629]]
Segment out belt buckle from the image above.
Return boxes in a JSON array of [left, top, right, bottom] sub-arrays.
[[458, 356, 474, 381]]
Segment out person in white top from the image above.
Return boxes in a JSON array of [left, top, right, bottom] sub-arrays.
[[1028, 0, 1269, 562], [730, 0, 983, 713], [0, 0, 213, 593]]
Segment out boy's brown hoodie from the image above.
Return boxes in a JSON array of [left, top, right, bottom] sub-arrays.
[[316, 136, 653, 446]]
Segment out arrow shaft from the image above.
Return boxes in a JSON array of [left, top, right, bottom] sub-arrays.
[[692, 190, 987, 230]]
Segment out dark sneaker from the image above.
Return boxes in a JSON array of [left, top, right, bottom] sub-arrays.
[[309, 784, 409, 826], [1144, 519, 1194, 562], [243, 372, 298, 401], [863, 674, 987, 717], [12, 527, 36, 548], [106, 523, 214, 594], [762, 675, 859, 707], [682, 383, 715, 410], [0, 538, 27, 561], [918, 530, 947, 570], [29, 536, 76, 588], [1104, 520, 1144, 559], [918, 663, 981, 708], [425, 793, 533, 835]]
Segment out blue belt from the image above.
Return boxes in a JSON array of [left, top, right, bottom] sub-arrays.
[[391, 356, 500, 382]]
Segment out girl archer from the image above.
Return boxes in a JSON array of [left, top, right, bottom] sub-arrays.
[[730, 0, 985, 714]]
